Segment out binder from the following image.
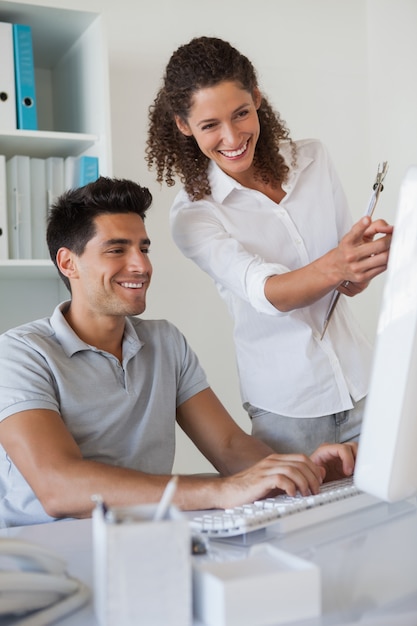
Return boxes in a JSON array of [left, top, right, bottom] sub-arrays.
[[0, 22, 17, 130], [0, 155, 8, 259], [76, 156, 99, 187], [64, 155, 99, 189], [45, 156, 64, 208], [13, 24, 38, 130], [30, 157, 49, 259], [64, 156, 77, 190], [6, 155, 32, 259]]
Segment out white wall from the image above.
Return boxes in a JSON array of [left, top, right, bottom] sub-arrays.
[[14, 0, 417, 472]]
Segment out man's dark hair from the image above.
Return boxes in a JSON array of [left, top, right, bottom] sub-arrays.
[[47, 177, 153, 291]]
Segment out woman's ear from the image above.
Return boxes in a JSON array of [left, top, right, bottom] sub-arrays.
[[175, 115, 193, 137], [253, 87, 262, 110]]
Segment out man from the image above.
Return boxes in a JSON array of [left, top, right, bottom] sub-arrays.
[[0, 178, 356, 527]]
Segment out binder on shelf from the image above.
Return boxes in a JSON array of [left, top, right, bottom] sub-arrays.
[[64, 156, 77, 190], [64, 155, 99, 190], [76, 156, 99, 187], [0, 155, 9, 259], [0, 22, 17, 130], [45, 156, 64, 208], [13, 23, 38, 130], [30, 158, 49, 259], [6, 155, 32, 259]]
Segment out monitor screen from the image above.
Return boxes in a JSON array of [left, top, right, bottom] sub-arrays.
[[354, 165, 417, 502]]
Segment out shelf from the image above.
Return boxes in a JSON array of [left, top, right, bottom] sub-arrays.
[[0, 1, 111, 330], [0, 130, 98, 159], [0, 260, 58, 279], [0, 2, 97, 66]]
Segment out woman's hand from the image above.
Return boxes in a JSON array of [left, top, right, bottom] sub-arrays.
[[335, 216, 393, 286], [310, 441, 358, 483]]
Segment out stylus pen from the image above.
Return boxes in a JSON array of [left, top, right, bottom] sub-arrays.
[[320, 162, 388, 340], [153, 475, 178, 521]]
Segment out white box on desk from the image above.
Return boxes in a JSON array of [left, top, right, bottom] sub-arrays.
[[93, 503, 192, 626], [193, 543, 321, 626]]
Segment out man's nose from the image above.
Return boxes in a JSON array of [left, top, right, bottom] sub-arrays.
[[127, 249, 151, 272]]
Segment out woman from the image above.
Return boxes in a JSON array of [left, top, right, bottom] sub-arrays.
[[146, 36, 392, 455]]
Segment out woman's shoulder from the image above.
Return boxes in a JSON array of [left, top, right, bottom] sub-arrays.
[[280, 139, 333, 171], [170, 186, 196, 218], [170, 184, 216, 219], [286, 137, 327, 156]]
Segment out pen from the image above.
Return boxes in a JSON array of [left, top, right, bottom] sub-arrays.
[[320, 162, 388, 340], [153, 475, 178, 521], [364, 162, 388, 217], [320, 291, 339, 340], [91, 493, 108, 516]]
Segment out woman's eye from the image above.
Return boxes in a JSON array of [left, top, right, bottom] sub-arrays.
[[201, 122, 216, 131]]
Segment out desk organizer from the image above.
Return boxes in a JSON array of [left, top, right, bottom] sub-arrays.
[[193, 543, 321, 626], [93, 503, 191, 626]]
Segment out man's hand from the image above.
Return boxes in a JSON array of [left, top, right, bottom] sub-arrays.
[[216, 452, 326, 510], [310, 441, 358, 483]]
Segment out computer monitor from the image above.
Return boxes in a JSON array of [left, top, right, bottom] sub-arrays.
[[354, 165, 417, 502]]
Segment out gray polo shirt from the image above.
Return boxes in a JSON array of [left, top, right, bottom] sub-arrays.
[[0, 302, 209, 527]]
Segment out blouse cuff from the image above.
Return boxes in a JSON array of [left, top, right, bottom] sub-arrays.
[[247, 263, 289, 315]]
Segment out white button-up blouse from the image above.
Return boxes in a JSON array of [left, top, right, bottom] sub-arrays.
[[170, 139, 372, 418]]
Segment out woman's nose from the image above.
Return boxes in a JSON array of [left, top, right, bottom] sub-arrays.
[[221, 123, 239, 147]]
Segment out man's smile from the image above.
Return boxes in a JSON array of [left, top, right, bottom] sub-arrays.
[[119, 281, 146, 289]]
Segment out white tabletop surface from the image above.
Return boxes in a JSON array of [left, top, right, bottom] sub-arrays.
[[0, 497, 417, 625]]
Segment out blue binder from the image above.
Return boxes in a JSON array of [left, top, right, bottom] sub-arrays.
[[76, 156, 99, 186], [13, 24, 38, 130]]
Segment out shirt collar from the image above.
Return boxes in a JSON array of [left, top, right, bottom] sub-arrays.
[[208, 141, 314, 204], [50, 301, 143, 359]]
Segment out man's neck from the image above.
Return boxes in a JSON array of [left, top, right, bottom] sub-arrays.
[[63, 304, 125, 362]]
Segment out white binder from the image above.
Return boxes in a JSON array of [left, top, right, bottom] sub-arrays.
[[0, 155, 8, 259], [64, 156, 77, 190], [0, 22, 17, 130], [6, 155, 32, 259], [45, 157, 65, 207], [30, 158, 49, 259]]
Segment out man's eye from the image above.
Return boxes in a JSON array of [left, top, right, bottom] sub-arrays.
[[141, 248, 150, 254]]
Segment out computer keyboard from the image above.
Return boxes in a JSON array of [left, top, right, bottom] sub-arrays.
[[190, 476, 379, 538]]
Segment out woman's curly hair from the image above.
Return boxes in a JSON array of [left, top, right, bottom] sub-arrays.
[[146, 36, 295, 201]]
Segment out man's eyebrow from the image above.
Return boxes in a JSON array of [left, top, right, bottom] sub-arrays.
[[101, 237, 151, 246]]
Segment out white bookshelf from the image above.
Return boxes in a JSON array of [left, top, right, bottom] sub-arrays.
[[0, 130, 98, 160], [0, 0, 112, 331]]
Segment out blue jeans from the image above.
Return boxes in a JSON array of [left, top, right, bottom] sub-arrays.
[[246, 397, 365, 456]]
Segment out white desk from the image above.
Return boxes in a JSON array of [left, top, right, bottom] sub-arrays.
[[1, 498, 417, 625]]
